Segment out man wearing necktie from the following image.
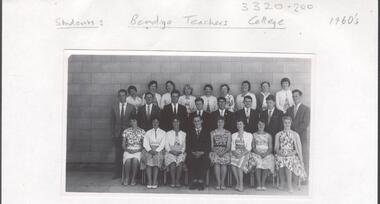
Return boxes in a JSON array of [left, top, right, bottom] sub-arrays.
[[234, 95, 258, 133], [259, 95, 283, 146], [111, 89, 136, 179], [211, 97, 235, 132], [186, 115, 211, 190], [161, 90, 187, 131], [138, 92, 161, 131], [188, 97, 211, 131], [286, 89, 310, 182]]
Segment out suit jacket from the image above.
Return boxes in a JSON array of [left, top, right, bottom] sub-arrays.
[[286, 104, 310, 139], [111, 103, 136, 137], [259, 108, 283, 138], [211, 109, 236, 133], [186, 128, 211, 154], [235, 108, 259, 133], [161, 103, 188, 131], [188, 110, 211, 132], [137, 104, 161, 131]]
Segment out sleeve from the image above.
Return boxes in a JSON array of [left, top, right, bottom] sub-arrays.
[[186, 131, 192, 154], [142, 94, 146, 105], [301, 106, 311, 132], [230, 95, 235, 109], [143, 131, 151, 151], [245, 133, 253, 152], [251, 94, 257, 110], [231, 134, 236, 151], [275, 92, 282, 111], [164, 131, 171, 152], [181, 132, 186, 153], [204, 131, 211, 154], [156, 130, 166, 152], [157, 94, 163, 109], [110, 108, 116, 137]]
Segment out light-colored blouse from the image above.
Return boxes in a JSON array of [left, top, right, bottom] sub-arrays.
[[161, 92, 172, 108], [236, 92, 257, 110], [165, 130, 186, 153], [126, 96, 143, 111], [231, 131, 253, 152], [260, 92, 271, 111], [142, 93, 162, 109], [178, 95, 196, 114], [275, 89, 294, 113], [201, 95, 218, 112], [224, 94, 235, 112], [143, 128, 166, 152]]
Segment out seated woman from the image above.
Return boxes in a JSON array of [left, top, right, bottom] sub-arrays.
[[165, 117, 187, 188], [121, 115, 145, 186], [142, 117, 166, 189], [230, 119, 254, 192], [274, 116, 307, 192], [250, 120, 275, 191], [209, 116, 231, 190]]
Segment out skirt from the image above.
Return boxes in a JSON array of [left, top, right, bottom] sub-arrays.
[[165, 152, 187, 167], [123, 151, 142, 164], [250, 153, 275, 173], [230, 152, 254, 173], [209, 151, 231, 165], [140, 150, 164, 169], [275, 154, 307, 180]]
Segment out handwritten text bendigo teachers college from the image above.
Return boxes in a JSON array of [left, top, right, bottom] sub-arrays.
[[129, 14, 285, 29]]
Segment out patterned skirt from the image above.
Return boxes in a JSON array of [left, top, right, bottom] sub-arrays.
[[250, 153, 275, 174], [230, 152, 254, 173], [209, 151, 231, 165], [140, 150, 164, 169], [164, 152, 187, 167], [275, 154, 307, 180]]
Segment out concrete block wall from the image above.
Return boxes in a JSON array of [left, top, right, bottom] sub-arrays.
[[67, 55, 311, 164]]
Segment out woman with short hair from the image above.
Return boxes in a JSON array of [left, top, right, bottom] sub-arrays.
[[235, 81, 257, 110], [161, 80, 176, 107], [220, 84, 235, 112], [142, 80, 162, 109], [126, 85, 143, 113], [178, 84, 196, 116], [275, 78, 294, 113]]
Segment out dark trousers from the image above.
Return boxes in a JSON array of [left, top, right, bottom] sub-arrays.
[[113, 137, 123, 177], [187, 154, 210, 181]]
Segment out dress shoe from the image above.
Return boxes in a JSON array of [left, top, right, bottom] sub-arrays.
[[198, 183, 205, 190]]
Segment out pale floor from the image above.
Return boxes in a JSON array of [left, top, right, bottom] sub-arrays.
[[66, 171, 309, 195]]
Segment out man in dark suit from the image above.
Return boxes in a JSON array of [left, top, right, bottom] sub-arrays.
[[286, 89, 310, 179], [186, 115, 211, 190], [188, 97, 211, 131], [234, 95, 259, 133], [259, 95, 283, 143], [111, 89, 136, 179], [211, 97, 235, 132], [161, 90, 187, 131], [137, 92, 160, 131]]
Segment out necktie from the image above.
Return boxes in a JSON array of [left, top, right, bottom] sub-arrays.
[[173, 104, 177, 115], [246, 108, 250, 123], [120, 103, 125, 120], [268, 110, 272, 124], [197, 111, 200, 116], [220, 110, 223, 117], [294, 105, 298, 117], [146, 105, 151, 119], [155, 129, 157, 139], [206, 101, 210, 112]]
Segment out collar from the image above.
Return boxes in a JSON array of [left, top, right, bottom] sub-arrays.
[[268, 108, 275, 112], [261, 92, 269, 96], [295, 103, 302, 108]]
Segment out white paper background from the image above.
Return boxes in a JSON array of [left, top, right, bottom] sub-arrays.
[[2, 0, 378, 204]]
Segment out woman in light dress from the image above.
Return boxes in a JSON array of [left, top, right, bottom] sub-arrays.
[[165, 117, 187, 187], [178, 84, 196, 116], [142, 117, 166, 189], [220, 84, 235, 112], [275, 78, 294, 113], [121, 115, 145, 186], [201, 84, 218, 113], [230, 119, 254, 192], [209, 116, 231, 190], [275, 116, 307, 192], [126, 85, 143, 114], [161, 80, 176, 107], [251, 120, 275, 191]]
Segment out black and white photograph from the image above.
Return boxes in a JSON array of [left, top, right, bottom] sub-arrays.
[[65, 52, 312, 195]]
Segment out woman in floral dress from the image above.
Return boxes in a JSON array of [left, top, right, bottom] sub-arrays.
[[122, 115, 145, 186], [165, 117, 187, 188], [274, 116, 307, 192], [251, 119, 275, 191], [209, 116, 231, 190], [230, 119, 254, 192]]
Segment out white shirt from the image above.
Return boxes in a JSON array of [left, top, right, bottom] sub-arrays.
[[171, 103, 179, 114], [293, 103, 302, 115], [231, 132, 253, 151], [145, 104, 153, 116], [201, 95, 218, 112], [244, 107, 251, 117], [218, 109, 226, 116], [276, 89, 294, 113], [142, 93, 162, 109], [119, 102, 127, 116], [178, 95, 196, 113], [236, 92, 257, 110], [195, 109, 204, 117], [260, 92, 270, 110], [143, 128, 166, 152], [165, 130, 186, 152], [161, 93, 172, 107]]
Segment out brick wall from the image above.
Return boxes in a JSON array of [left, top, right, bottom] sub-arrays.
[[67, 55, 311, 164]]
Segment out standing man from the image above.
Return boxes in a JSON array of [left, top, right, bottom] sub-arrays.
[[186, 115, 211, 190], [234, 95, 259, 133], [111, 89, 136, 179], [259, 95, 283, 143], [211, 97, 235, 132], [161, 90, 187, 131], [137, 92, 161, 131], [286, 89, 310, 179], [188, 97, 211, 131]]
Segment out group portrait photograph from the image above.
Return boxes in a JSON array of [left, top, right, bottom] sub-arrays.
[[65, 52, 312, 195]]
